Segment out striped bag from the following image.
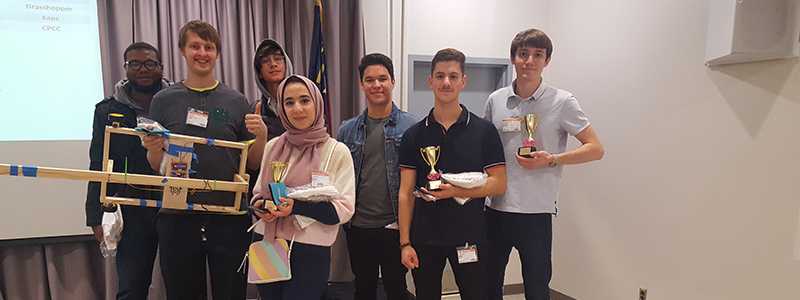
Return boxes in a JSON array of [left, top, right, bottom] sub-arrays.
[[247, 237, 294, 284]]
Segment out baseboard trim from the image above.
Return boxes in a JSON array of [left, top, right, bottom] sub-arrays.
[[502, 283, 576, 300]]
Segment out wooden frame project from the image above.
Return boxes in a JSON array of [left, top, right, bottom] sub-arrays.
[[0, 126, 250, 213]]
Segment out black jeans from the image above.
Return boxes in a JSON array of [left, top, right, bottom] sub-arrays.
[[411, 244, 488, 300], [157, 213, 251, 300], [116, 206, 159, 300], [257, 242, 331, 299], [345, 225, 409, 300], [486, 208, 552, 300]]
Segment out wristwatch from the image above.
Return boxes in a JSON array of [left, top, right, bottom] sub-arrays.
[[549, 153, 558, 168]]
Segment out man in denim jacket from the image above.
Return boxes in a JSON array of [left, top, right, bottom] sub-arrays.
[[337, 53, 419, 300]]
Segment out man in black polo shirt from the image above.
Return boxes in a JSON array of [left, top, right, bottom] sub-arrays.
[[397, 48, 507, 300]]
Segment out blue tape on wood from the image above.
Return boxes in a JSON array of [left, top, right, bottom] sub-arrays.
[[140, 199, 147, 207], [161, 178, 168, 183], [156, 201, 162, 208], [161, 133, 170, 139], [10, 165, 18, 176], [187, 204, 194, 210], [22, 166, 37, 177], [166, 144, 195, 157], [206, 139, 216, 146]]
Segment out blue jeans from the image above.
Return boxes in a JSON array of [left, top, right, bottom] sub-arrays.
[[486, 208, 552, 300], [116, 206, 159, 300], [257, 242, 331, 299]]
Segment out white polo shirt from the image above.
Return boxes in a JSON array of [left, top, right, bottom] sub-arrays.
[[483, 81, 590, 214]]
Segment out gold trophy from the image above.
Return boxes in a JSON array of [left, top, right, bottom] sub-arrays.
[[267, 161, 288, 206], [421, 146, 442, 190], [518, 114, 539, 157]]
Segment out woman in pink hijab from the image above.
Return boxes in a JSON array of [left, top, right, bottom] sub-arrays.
[[251, 75, 355, 299]]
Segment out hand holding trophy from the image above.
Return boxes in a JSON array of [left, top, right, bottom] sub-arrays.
[[267, 161, 288, 207], [517, 114, 539, 157], [420, 146, 442, 190]]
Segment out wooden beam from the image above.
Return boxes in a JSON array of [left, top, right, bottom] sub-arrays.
[[0, 164, 248, 193], [105, 126, 248, 149]]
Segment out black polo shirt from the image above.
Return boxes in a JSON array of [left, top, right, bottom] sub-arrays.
[[399, 104, 505, 246]]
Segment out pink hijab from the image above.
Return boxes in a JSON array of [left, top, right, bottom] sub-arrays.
[[261, 75, 329, 189]]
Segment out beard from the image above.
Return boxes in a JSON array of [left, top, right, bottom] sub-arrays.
[[130, 79, 162, 95]]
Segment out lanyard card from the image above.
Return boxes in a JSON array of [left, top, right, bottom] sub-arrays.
[[456, 243, 478, 264]]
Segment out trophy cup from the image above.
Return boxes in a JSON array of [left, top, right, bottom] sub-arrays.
[[517, 114, 539, 157], [420, 146, 442, 190], [268, 161, 288, 206]]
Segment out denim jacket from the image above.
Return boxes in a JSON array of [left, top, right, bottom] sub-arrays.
[[337, 103, 420, 219]]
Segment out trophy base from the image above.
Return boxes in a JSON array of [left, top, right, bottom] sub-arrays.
[[262, 200, 278, 210], [518, 146, 537, 157], [268, 182, 288, 205], [427, 180, 442, 191]]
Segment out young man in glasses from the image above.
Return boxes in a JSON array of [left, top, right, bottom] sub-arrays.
[[142, 20, 267, 299], [482, 28, 604, 300], [85, 42, 172, 300], [246, 39, 295, 203]]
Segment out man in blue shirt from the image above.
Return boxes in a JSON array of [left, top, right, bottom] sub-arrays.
[[338, 53, 419, 300]]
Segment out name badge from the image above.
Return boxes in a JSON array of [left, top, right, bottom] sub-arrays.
[[502, 117, 521, 132], [186, 108, 209, 128], [311, 172, 331, 187], [456, 243, 478, 264]]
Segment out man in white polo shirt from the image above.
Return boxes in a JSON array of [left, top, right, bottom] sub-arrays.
[[483, 28, 605, 300]]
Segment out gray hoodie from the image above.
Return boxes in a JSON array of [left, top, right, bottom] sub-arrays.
[[112, 78, 173, 118], [253, 39, 294, 118]]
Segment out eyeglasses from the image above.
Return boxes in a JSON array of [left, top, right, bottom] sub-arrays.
[[260, 56, 285, 66], [126, 60, 161, 70]]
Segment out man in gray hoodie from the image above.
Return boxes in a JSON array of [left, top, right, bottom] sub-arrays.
[[251, 39, 295, 140], [247, 39, 295, 203], [85, 42, 172, 300]]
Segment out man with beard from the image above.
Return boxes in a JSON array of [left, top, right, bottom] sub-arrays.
[[85, 42, 172, 300]]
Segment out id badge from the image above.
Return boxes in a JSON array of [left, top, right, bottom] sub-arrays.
[[456, 243, 478, 264], [502, 117, 522, 132], [311, 172, 331, 187], [186, 108, 209, 128]]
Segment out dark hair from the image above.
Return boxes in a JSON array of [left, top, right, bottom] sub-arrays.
[[281, 76, 307, 99], [123, 42, 161, 63], [430, 48, 465, 75], [358, 53, 394, 81], [253, 43, 284, 74], [178, 20, 221, 54], [510, 28, 553, 59]]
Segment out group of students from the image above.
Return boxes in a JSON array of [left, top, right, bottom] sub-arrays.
[[86, 19, 604, 300]]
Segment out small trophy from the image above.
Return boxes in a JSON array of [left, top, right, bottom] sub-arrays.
[[420, 146, 442, 190], [268, 161, 288, 205], [517, 114, 539, 157]]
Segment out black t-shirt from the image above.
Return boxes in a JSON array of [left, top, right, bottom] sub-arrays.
[[398, 104, 505, 245]]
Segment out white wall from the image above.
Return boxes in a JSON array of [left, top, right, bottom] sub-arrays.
[[365, 1, 800, 299]]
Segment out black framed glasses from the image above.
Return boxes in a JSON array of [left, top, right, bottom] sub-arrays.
[[260, 56, 285, 66], [126, 60, 161, 70]]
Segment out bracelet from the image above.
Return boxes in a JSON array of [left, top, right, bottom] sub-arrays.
[[399, 242, 411, 250]]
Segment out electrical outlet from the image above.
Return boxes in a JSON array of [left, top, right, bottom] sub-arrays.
[[639, 287, 648, 300]]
